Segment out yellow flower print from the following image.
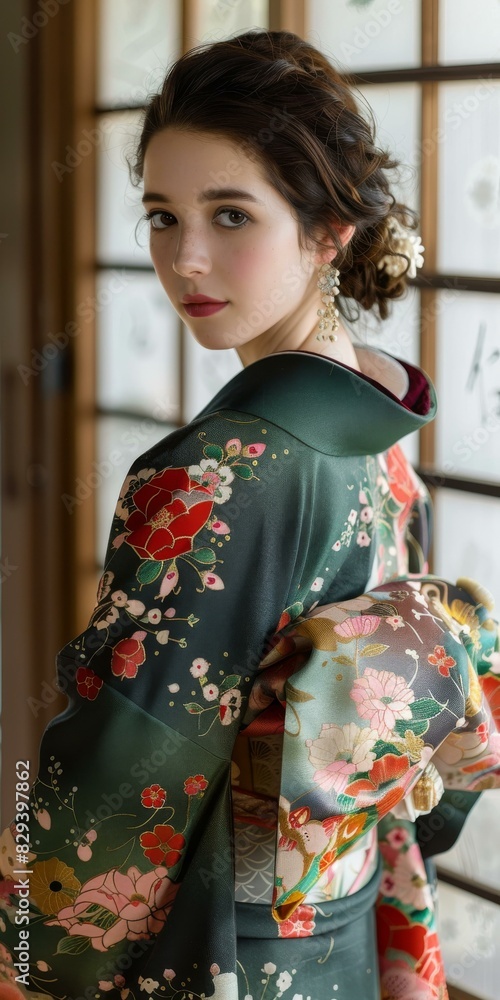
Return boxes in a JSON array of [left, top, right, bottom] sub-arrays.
[[30, 857, 81, 915]]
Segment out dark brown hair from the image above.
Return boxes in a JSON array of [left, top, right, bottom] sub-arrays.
[[128, 29, 419, 323]]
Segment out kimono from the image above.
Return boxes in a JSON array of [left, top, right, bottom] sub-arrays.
[[1, 344, 499, 1000]]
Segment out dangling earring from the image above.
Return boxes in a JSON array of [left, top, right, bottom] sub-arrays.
[[316, 262, 340, 341]]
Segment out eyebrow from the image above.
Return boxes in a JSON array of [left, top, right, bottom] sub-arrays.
[[141, 187, 265, 206]]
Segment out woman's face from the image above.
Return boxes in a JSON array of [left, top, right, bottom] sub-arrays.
[[142, 127, 354, 366]]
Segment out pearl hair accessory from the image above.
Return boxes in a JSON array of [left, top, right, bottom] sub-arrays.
[[376, 215, 425, 279]]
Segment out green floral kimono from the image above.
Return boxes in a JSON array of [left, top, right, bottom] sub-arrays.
[[1, 346, 499, 1000]]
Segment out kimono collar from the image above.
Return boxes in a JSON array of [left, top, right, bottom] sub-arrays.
[[193, 343, 437, 456]]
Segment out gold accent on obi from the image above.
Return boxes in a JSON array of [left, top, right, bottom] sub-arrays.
[[411, 762, 444, 813]]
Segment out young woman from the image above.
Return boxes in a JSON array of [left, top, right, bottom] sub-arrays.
[[1, 29, 499, 1000]]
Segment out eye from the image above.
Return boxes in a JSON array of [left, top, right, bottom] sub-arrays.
[[143, 210, 174, 230], [143, 208, 250, 230], [215, 208, 250, 229]]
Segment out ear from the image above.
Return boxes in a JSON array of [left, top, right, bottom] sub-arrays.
[[313, 222, 356, 267]]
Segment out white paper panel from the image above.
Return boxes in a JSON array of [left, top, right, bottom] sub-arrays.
[[439, 0, 500, 65], [436, 82, 500, 277], [435, 291, 500, 483], [438, 882, 500, 1000], [308, 0, 421, 72], [96, 415, 177, 567], [433, 489, 500, 610], [96, 269, 180, 420], [344, 285, 421, 466], [355, 83, 421, 213], [434, 792, 500, 891], [98, 0, 181, 108], [195, 0, 268, 41], [182, 325, 243, 424], [97, 110, 149, 266]]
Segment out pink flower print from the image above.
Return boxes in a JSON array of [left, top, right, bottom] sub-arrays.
[[163, 969, 176, 981], [335, 614, 381, 640], [392, 843, 433, 911], [306, 722, 377, 795], [359, 489, 369, 504], [201, 570, 224, 590], [183, 774, 208, 796], [332, 539, 341, 551], [357, 530, 371, 547], [360, 506, 373, 523], [386, 826, 409, 849], [427, 644, 457, 677], [351, 667, 415, 740], [380, 872, 396, 895], [381, 964, 435, 999], [241, 442, 266, 457], [45, 865, 179, 951], [277, 903, 316, 938], [211, 519, 230, 534], [35, 808, 51, 830], [386, 615, 405, 631]]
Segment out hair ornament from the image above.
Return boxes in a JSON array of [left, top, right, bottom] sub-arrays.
[[376, 215, 425, 279]]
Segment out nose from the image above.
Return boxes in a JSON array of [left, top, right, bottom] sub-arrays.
[[171, 221, 212, 278]]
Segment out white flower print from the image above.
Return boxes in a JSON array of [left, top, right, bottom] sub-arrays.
[[263, 962, 277, 974], [311, 577, 324, 592], [386, 615, 405, 631], [360, 506, 373, 523], [276, 970, 293, 992], [306, 722, 377, 794], [219, 688, 242, 725], [331, 540, 341, 552], [139, 978, 159, 994], [203, 683, 219, 702], [190, 657, 210, 678], [188, 459, 234, 504], [348, 508, 358, 525]]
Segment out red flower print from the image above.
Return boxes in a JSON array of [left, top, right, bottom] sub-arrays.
[[140, 823, 186, 867], [111, 636, 146, 680], [481, 674, 500, 727], [123, 467, 214, 561], [76, 666, 103, 701], [377, 903, 427, 963], [277, 903, 316, 938], [141, 784, 167, 809], [427, 644, 456, 677], [386, 443, 419, 531], [345, 753, 412, 808], [183, 774, 208, 796], [377, 904, 447, 988]]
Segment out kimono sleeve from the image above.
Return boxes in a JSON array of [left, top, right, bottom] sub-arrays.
[[0, 416, 305, 997], [257, 574, 500, 923]]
